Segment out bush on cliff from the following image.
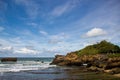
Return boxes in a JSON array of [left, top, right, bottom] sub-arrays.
[[78, 40, 120, 56]]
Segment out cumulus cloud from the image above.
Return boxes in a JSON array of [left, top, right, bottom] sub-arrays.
[[85, 28, 107, 37]]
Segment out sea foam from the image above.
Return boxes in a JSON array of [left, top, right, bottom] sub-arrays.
[[0, 58, 56, 73]]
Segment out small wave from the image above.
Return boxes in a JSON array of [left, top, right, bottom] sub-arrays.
[[0, 61, 56, 73]]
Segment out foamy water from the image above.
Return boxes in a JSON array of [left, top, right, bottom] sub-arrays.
[[0, 58, 56, 73]]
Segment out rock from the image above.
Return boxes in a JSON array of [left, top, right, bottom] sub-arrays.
[[65, 52, 78, 61], [113, 73, 120, 77], [50, 53, 82, 66], [88, 66, 98, 72], [104, 68, 120, 74], [1, 58, 17, 62], [104, 69, 114, 74], [51, 53, 120, 74], [64, 52, 82, 66], [50, 55, 65, 65], [51, 40, 120, 74], [104, 61, 120, 69], [88, 66, 104, 72]]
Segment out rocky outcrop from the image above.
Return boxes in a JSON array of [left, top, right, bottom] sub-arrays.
[[51, 53, 108, 66], [1, 58, 17, 62], [50, 55, 65, 65], [51, 52, 82, 66], [51, 53, 120, 74], [51, 40, 120, 74]]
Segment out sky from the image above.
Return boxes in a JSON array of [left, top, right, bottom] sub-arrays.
[[0, 0, 120, 57]]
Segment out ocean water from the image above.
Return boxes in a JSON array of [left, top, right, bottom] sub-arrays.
[[0, 57, 74, 80], [0, 57, 56, 73], [0, 58, 118, 80]]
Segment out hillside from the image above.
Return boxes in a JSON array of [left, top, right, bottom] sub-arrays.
[[77, 40, 120, 56]]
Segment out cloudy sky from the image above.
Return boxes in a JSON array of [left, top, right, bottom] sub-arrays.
[[0, 0, 120, 57]]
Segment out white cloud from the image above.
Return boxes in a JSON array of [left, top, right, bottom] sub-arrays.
[[51, 3, 70, 17], [51, 0, 80, 17], [85, 28, 107, 37], [14, 47, 38, 54], [0, 27, 4, 32], [1, 46, 13, 50], [0, 45, 13, 54], [0, 38, 41, 55], [40, 31, 48, 36], [63, 0, 120, 38]]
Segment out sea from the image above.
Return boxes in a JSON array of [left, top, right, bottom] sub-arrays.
[[0, 57, 65, 80], [0, 57, 81, 80], [0, 57, 118, 80], [0, 57, 55, 73]]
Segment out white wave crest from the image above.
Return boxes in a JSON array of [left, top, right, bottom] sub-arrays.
[[0, 61, 56, 73]]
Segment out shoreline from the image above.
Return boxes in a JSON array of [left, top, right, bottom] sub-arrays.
[[50, 53, 120, 79], [0, 66, 120, 80]]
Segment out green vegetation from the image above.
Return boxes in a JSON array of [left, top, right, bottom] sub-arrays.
[[77, 40, 120, 56]]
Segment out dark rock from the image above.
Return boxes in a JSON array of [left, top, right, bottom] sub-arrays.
[[1, 58, 17, 62], [41, 61, 44, 63]]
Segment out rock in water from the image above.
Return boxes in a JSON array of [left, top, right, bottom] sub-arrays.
[[1, 58, 17, 62]]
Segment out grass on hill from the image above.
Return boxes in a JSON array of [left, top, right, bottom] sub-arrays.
[[76, 40, 120, 56]]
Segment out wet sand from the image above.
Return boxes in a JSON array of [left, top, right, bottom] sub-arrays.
[[0, 66, 120, 80]]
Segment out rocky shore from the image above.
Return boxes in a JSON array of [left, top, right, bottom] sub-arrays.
[[50, 41, 120, 78], [50, 53, 120, 76]]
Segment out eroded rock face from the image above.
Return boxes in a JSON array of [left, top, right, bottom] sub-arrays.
[[51, 53, 120, 73], [51, 53, 82, 66], [50, 55, 65, 65], [64, 52, 82, 66], [104, 58, 120, 69]]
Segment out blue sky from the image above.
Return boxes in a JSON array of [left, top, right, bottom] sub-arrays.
[[0, 0, 120, 57]]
